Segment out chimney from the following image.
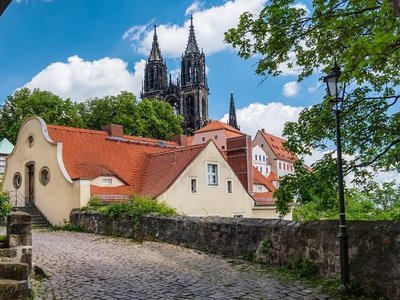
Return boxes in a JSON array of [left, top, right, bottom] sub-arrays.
[[102, 124, 124, 138], [171, 134, 189, 146], [226, 135, 253, 193], [261, 128, 265, 133]]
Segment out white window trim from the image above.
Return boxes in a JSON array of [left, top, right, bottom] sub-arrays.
[[226, 179, 233, 194], [206, 162, 220, 187], [190, 177, 198, 194]]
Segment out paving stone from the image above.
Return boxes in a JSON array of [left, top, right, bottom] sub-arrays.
[[15, 229, 334, 299]]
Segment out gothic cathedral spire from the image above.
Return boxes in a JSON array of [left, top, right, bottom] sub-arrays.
[[180, 15, 209, 135], [141, 16, 209, 136], [228, 93, 240, 130], [141, 24, 168, 100]]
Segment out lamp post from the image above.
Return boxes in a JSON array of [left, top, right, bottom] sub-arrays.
[[324, 65, 350, 290]]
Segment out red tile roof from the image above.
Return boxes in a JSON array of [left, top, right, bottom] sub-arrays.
[[252, 167, 276, 192], [260, 131, 296, 162], [47, 124, 202, 198], [252, 191, 276, 206], [195, 120, 244, 137]]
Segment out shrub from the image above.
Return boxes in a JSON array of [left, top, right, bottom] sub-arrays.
[[288, 258, 319, 279], [85, 195, 177, 224], [0, 191, 11, 222]]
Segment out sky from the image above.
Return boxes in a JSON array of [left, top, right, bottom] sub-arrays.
[[0, 0, 397, 183], [0, 0, 324, 137]]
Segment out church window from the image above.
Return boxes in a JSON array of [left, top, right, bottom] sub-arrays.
[[207, 163, 218, 186], [13, 172, 22, 189], [190, 178, 197, 193], [39, 167, 50, 186]]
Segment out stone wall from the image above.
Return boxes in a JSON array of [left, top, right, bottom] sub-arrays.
[[70, 210, 400, 299], [0, 212, 32, 299]]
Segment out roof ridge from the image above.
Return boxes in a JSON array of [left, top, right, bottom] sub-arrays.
[[148, 143, 206, 157]]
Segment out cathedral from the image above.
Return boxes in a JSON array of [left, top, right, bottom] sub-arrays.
[[141, 16, 239, 135]]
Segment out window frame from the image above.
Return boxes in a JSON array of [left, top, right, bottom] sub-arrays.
[[190, 177, 198, 194], [226, 179, 233, 194], [206, 163, 219, 187], [39, 167, 50, 186]]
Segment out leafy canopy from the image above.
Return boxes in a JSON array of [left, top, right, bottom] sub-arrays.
[[0, 89, 183, 143], [225, 1, 400, 214]]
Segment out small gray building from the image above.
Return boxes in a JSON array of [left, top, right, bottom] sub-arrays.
[[0, 138, 14, 174]]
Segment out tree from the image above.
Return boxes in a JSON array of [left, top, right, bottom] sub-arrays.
[[0, 88, 83, 143], [137, 99, 183, 140], [82, 92, 183, 140], [225, 1, 400, 214]]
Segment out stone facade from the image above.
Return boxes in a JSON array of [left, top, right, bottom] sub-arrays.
[[70, 210, 400, 300]]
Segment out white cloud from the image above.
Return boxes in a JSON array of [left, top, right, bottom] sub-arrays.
[[185, 1, 203, 15], [221, 101, 303, 137], [24, 55, 146, 102], [283, 81, 300, 97], [123, 0, 266, 58]]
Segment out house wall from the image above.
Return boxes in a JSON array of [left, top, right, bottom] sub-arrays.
[[2, 117, 84, 226], [276, 159, 294, 177], [252, 145, 268, 176], [191, 129, 227, 150], [158, 142, 253, 217], [252, 131, 278, 175], [252, 206, 293, 220]]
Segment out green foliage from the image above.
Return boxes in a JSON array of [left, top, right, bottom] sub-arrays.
[[293, 187, 400, 221], [0, 191, 11, 222], [0, 89, 183, 143], [0, 235, 6, 243], [87, 196, 102, 207], [226, 1, 400, 215], [0, 88, 84, 143], [288, 258, 319, 279], [85, 195, 177, 224]]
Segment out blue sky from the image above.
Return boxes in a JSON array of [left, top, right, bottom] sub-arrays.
[[0, 0, 325, 138]]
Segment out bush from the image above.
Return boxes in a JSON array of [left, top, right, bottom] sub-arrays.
[[0, 191, 11, 222], [85, 195, 177, 224]]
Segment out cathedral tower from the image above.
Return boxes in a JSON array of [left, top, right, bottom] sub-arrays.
[[180, 15, 209, 135], [228, 93, 239, 130], [141, 25, 168, 100], [141, 17, 209, 135]]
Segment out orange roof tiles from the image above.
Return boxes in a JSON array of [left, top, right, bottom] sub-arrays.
[[252, 167, 276, 192], [252, 191, 276, 206], [260, 131, 296, 162], [47, 124, 202, 198], [195, 120, 244, 136]]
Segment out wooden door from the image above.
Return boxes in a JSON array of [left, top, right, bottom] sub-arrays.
[[27, 164, 34, 204]]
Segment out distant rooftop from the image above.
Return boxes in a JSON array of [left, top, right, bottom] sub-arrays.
[[0, 138, 14, 155]]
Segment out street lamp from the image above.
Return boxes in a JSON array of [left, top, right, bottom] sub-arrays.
[[324, 65, 350, 290]]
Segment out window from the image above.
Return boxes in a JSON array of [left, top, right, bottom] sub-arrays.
[[227, 180, 232, 193], [214, 135, 218, 140], [221, 145, 225, 150], [39, 167, 50, 186], [202, 137, 206, 142], [261, 143, 264, 148], [102, 178, 112, 185], [26, 134, 34, 148], [13, 172, 22, 189], [283, 163, 286, 170], [190, 178, 197, 193], [207, 163, 218, 186], [233, 214, 243, 218], [279, 162, 281, 169], [0, 156, 5, 173]]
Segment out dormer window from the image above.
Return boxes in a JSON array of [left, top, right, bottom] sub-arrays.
[[103, 178, 112, 185]]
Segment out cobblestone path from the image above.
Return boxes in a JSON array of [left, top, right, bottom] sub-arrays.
[[29, 230, 333, 300]]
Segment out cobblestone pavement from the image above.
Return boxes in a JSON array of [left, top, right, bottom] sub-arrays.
[[25, 229, 333, 300]]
